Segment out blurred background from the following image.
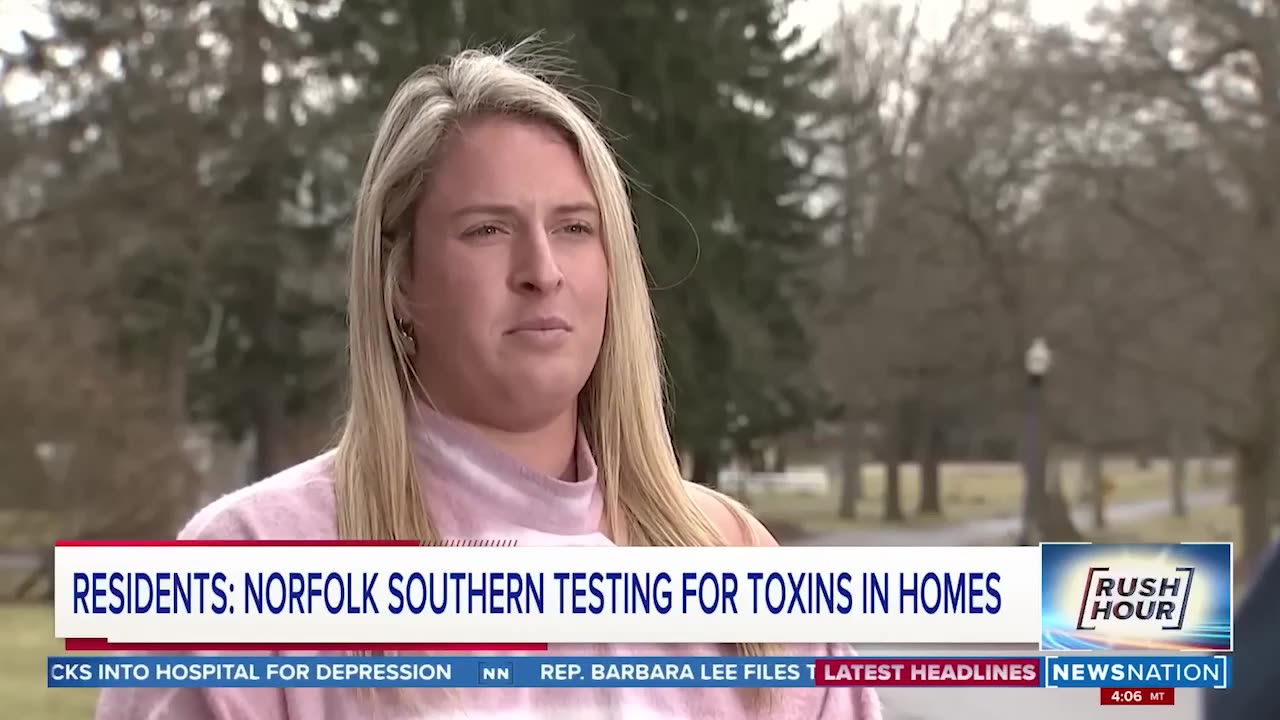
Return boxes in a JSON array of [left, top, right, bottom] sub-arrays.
[[1, 0, 1275, 717]]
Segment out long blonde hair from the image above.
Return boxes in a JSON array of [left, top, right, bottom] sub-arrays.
[[334, 40, 775, 682]]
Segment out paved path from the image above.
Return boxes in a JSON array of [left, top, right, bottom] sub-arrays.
[[0, 549, 40, 572], [797, 488, 1230, 547]]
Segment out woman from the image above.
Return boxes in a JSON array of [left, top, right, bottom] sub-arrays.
[[96, 43, 882, 720]]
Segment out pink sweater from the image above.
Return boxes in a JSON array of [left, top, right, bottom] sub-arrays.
[[96, 409, 882, 719]]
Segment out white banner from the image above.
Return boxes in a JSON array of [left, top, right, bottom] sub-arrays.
[[54, 544, 1042, 645]]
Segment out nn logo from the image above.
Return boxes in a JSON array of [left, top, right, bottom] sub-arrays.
[[1075, 566, 1195, 631]]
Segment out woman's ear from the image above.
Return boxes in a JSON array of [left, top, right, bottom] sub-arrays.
[[383, 228, 417, 356]]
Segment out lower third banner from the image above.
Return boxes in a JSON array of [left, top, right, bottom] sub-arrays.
[[48, 655, 1231, 689]]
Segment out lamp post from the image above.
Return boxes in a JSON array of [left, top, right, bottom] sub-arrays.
[[1020, 338, 1052, 545]]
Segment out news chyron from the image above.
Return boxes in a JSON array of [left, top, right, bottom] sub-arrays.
[[1039, 542, 1232, 652]]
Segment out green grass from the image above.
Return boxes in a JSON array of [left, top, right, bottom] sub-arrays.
[[747, 456, 1229, 535], [0, 604, 97, 718]]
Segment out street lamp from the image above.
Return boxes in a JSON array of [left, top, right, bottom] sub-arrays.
[[1026, 337, 1052, 383], [1020, 338, 1052, 544], [35, 442, 73, 484]]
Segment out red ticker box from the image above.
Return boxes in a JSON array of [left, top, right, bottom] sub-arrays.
[[1099, 688, 1175, 706], [815, 658, 1040, 687]]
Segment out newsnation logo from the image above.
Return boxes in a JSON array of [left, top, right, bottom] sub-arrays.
[[1039, 542, 1233, 652]]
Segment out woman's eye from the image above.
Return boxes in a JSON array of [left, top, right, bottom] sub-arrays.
[[464, 224, 502, 237], [564, 222, 593, 235]]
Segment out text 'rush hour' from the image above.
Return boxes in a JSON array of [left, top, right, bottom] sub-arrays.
[[1077, 567, 1194, 630]]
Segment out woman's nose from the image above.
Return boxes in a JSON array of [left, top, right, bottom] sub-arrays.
[[509, 227, 565, 294]]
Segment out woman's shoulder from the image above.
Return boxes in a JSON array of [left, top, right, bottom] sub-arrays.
[[178, 451, 338, 541], [685, 482, 778, 548]]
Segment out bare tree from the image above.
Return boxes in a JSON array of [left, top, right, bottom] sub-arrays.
[[825, 0, 1043, 523], [1043, 0, 1280, 571]]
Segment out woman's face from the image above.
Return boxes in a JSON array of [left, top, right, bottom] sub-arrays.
[[406, 115, 609, 431]]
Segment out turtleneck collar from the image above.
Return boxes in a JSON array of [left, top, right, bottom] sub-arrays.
[[406, 401, 605, 541]]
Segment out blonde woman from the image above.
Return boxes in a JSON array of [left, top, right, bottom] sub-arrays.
[[96, 43, 882, 720]]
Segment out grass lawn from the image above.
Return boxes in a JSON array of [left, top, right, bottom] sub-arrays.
[[1091, 503, 1239, 545], [749, 456, 1229, 537], [0, 604, 97, 719], [0, 509, 62, 546]]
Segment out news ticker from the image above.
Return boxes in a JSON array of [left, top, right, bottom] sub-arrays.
[[54, 541, 1234, 653], [48, 655, 1230, 690]]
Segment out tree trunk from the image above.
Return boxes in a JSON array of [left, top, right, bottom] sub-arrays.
[[770, 445, 787, 473], [164, 333, 197, 536], [838, 414, 863, 519], [1231, 455, 1242, 503], [691, 447, 719, 490], [1084, 445, 1105, 529], [1236, 439, 1272, 579], [918, 418, 942, 515], [1195, 439, 1213, 486], [1136, 448, 1152, 470], [1040, 488, 1084, 542], [1170, 431, 1188, 518], [883, 408, 905, 523], [252, 391, 290, 480], [884, 455, 904, 522]]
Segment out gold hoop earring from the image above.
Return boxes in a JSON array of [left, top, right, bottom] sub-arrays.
[[397, 319, 417, 357]]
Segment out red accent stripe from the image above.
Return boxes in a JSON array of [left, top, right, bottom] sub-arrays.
[[55, 540, 419, 547], [66, 639, 547, 651]]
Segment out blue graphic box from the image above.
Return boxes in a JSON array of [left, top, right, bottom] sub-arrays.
[[1040, 542, 1232, 652]]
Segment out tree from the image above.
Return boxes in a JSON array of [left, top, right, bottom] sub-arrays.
[[823, 0, 1079, 530], [569, 1, 837, 484], [3, 0, 348, 504], [1039, 0, 1280, 571]]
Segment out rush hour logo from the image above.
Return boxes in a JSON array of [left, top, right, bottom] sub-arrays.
[[1039, 543, 1232, 652], [1075, 566, 1194, 631]]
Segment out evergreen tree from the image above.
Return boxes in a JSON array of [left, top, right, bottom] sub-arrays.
[[6, 0, 347, 486], [564, 1, 834, 482]]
